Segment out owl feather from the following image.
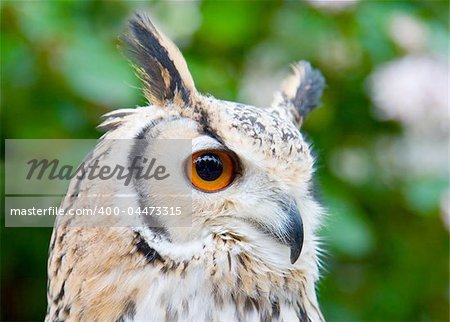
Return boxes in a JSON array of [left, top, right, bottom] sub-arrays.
[[46, 13, 326, 322]]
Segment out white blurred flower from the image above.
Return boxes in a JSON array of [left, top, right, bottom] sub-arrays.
[[388, 13, 428, 53], [370, 55, 449, 216], [318, 39, 362, 71], [146, 2, 202, 45], [374, 134, 448, 180], [239, 42, 287, 107], [330, 147, 371, 185], [305, 0, 359, 12], [369, 55, 449, 133]]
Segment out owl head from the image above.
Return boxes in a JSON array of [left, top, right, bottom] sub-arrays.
[[94, 13, 325, 270]]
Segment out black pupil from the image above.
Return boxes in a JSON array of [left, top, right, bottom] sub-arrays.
[[195, 153, 223, 181]]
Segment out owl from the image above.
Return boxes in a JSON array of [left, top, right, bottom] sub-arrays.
[[46, 13, 326, 322]]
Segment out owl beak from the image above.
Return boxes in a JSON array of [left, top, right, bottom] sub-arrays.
[[284, 202, 304, 264], [247, 199, 304, 264], [257, 200, 304, 264]]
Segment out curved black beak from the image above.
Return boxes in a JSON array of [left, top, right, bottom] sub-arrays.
[[251, 199, 304, 264], [285, 201, 304, 264]]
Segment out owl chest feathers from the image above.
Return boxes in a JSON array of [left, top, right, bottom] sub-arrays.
[[47, 227, 322, 322], [112, 231, 321, 322]]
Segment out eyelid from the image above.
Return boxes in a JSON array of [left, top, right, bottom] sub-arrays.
[[191, 136, 224, 154]]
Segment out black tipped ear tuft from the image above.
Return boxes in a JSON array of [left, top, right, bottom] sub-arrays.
[[121, 12, 196, 107], [272, 61, 325, 126]]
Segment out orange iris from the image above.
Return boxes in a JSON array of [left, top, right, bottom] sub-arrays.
[[188, 150, 236, 192]]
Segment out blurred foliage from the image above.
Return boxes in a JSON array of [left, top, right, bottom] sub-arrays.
[[1, 1, 449, 321]]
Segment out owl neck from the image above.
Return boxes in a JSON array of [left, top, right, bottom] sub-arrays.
[[135, 227, 324, 321]]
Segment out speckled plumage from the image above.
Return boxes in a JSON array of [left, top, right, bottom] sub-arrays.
[[46, 13, 326, 322]]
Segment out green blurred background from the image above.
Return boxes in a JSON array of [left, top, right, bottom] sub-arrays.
[[1, 1, 449, 321]]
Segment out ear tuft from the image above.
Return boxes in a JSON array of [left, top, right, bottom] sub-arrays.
[[272, 61, 325, 126], [122, 13, 196, 107]]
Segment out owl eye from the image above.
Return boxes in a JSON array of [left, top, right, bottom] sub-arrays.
[[188, 150, 237, 192]]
